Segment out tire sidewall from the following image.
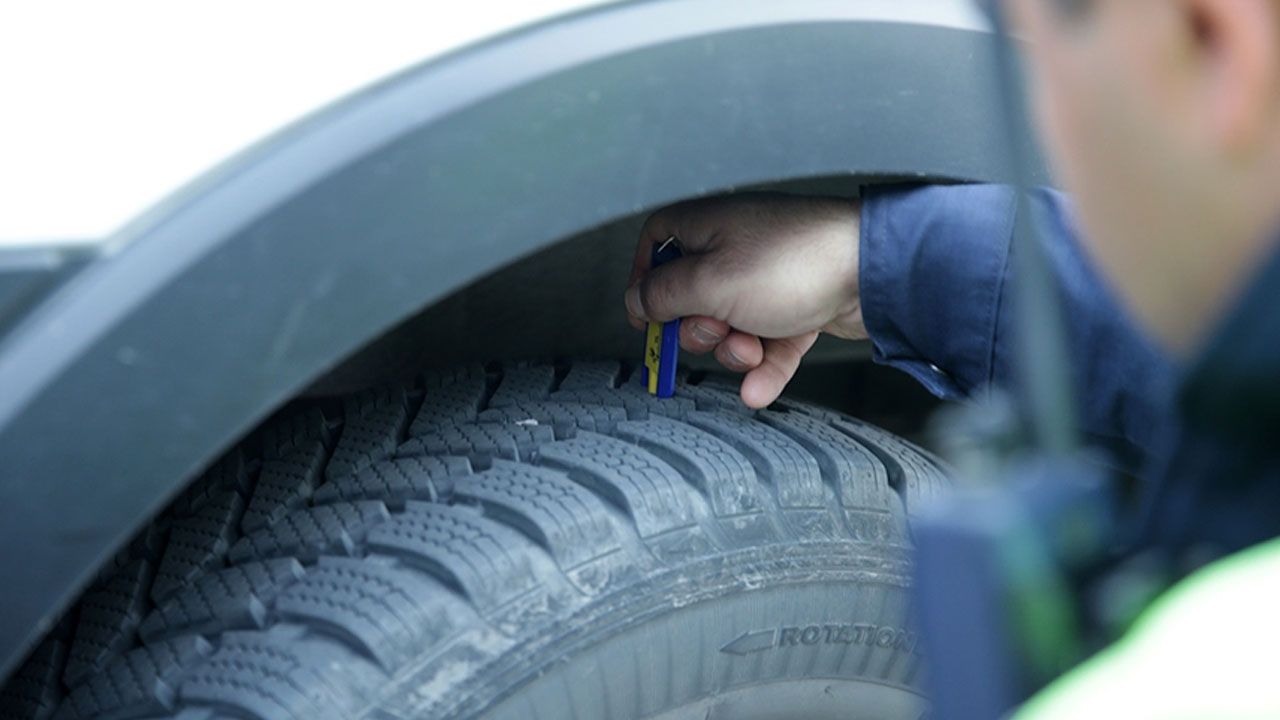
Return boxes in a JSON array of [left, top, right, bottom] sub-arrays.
[[372, 541, 926, 719]]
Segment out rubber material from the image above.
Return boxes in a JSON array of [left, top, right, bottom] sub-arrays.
[[0, 360, 946, 719]]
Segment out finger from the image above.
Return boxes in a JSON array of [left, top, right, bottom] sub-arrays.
[[624, 255, 725, 323], [628, 211, 671, 286], [715, 331, 763, 372], [740, 331, 819, 408], [628, 200, 723, 285], [679, 316, 730, 354], [625, 213, 670, 329]]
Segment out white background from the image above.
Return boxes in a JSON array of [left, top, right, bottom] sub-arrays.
[[0, 1, 595, 246]]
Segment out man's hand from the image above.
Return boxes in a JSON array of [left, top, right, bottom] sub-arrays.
[[625, 193, 865, 408]]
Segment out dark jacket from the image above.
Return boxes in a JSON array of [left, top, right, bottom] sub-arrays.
[[860, 184, 1280, 557]]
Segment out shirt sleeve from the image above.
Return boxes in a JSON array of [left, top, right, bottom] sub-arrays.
[[858, 183, 1175, 462]]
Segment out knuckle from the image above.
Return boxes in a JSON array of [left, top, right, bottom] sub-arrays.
[[640, 208, 671, 240], [638, 274, 666, 318], [687, 260, 720, 308]]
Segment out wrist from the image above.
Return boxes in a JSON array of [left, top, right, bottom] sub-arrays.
[[823, 198, 867, 340]]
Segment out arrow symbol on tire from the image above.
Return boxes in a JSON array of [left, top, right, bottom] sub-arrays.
[[720, 628, 777, 656]]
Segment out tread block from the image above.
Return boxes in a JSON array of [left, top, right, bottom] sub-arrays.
[[761, 411, 892, 512], [92, 523, 164, 586], [229, 502, 390, 564], [618, 372, 700, 418], [273, 557, 456, 671], [410, 365, 489, 435], [54, 636, 212, 720], [614, 418, 763, 517], [313, 455, 471, 509], [421, 364, 488, 392], [241, 440, 326, 533], [830, 418, 950, 511], [477, 401, 626, 435], [677, 383, 752, 413], [453, 461, 621, 573], [366, 503, 539, 612], [398, 424, 555, 470], [258, 407, 335, 463], [0, 638, 66, 720], [685, 411, 826, 509], [171, 450, 249, 518], [152, 488, 244, 603], [487, 364, 555, 408], [327, 386, 414, 482], [177, 633, 372, 720], [556, 360, 622, 392], [552, 387, 698, 421], [139, 559, 306, 642], [63, 559, 152, 686], [771, 397, 842, 421], [536, 433, 698, 539], [687, 410, 842, 540]]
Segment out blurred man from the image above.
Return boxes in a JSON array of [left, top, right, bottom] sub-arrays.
[[624, 0, 1280, 714]]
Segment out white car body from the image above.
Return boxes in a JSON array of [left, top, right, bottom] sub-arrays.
[[0, 1, 605, 247], [0, 1, 984, 248]]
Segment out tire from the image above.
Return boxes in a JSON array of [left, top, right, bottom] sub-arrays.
[[0, 360, 949, 720]]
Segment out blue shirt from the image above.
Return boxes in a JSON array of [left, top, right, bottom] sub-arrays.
[[860, 183, 1175, 470], [861, 183, 1280, 554]]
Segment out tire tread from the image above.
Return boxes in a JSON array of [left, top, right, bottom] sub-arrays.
[[3, 361, 946, 720]]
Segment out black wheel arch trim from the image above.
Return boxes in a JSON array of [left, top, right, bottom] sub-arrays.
[[0, 1, 1044, 678]]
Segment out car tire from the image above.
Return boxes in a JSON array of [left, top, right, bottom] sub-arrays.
[[0, 360, 949, 720]]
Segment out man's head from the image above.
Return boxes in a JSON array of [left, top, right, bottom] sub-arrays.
[[1006, 0, 1280, 355]]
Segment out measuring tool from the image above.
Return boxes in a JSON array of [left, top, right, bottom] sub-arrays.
[[642, 236, 682, 397]]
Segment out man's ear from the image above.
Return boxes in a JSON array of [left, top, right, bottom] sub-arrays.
[[1184, 0, 1279, 152]]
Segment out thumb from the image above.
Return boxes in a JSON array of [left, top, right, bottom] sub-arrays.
[[624, 255, 723, 323]]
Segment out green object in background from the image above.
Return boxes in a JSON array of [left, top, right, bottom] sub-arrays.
[[1015, 536, 1280, 720]]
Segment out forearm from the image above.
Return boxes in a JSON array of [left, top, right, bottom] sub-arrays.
[[859, 183, 1175, 463]]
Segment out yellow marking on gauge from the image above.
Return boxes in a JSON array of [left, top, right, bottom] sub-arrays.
[[645, 320, 663, 394]]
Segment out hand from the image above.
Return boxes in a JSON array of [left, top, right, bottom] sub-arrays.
[[625, 193, 865, 408]]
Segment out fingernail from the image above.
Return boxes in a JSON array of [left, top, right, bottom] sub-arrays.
[[624, 283, 646, 320], [724, 347, 746, 368], [690, 322, 724, 345]]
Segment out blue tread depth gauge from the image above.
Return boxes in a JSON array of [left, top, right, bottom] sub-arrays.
[[643, 236, 682, 397]]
